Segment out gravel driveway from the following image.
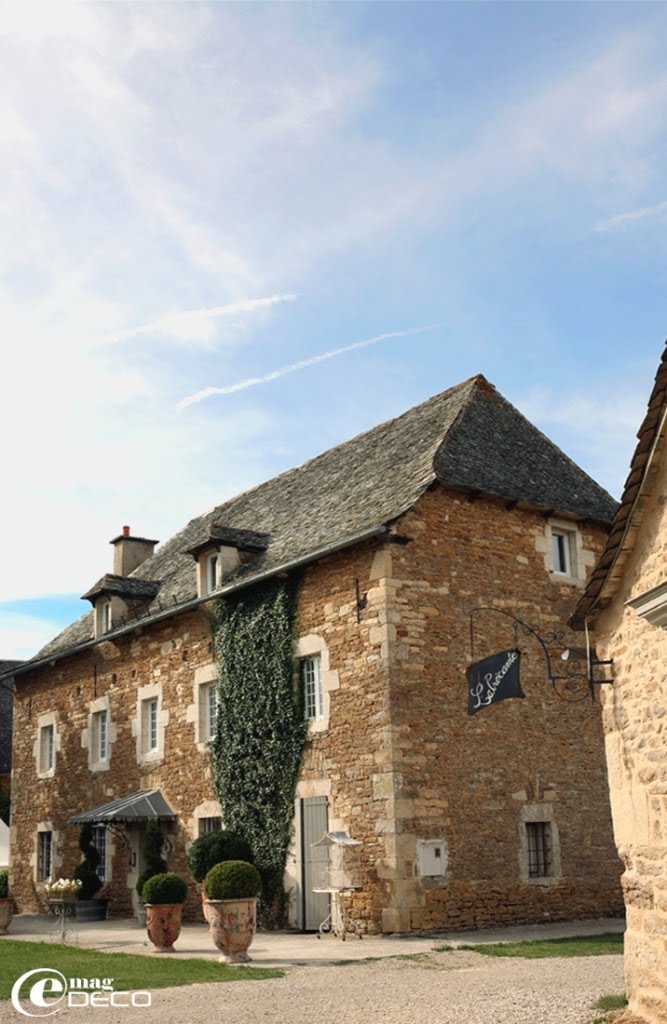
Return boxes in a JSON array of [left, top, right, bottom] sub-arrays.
[[0, 949, 625, 1024]]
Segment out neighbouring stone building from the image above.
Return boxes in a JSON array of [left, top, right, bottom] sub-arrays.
[[573, 343, 667, 1024], [5, 374, 623, 932], [0, 660, 19, 870]]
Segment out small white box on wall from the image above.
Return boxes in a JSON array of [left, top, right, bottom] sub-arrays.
[[417, 839, 447, 878]]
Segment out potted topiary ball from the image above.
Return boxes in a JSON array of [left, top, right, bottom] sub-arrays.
[[0, 869, 13, 934], [142, 873, 188, 953], [203, 860, 261, 963], [186, 831, 252, 924]]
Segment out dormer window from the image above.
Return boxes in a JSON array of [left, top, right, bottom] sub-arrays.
[[83, 572, 160, 638], [98, 599, 113, 635], [206, 553, 219, 595], [185, 525, 269, 599]]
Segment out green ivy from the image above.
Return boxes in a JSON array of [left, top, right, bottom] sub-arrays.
[[210, 575, 306, 927]]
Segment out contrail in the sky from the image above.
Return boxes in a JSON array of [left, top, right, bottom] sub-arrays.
[[177, 324, 439, 412], [105, 293, 297, 343]]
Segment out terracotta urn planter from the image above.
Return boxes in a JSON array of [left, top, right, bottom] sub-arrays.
[[205, 898, 257, 963], [201, 887, 211, 925], [145, 903, 183, 953], [136, 900, 147, 928], [0, 898, 13, 935]]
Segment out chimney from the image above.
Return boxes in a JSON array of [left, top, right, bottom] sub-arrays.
[[110, 526, 159, 577]]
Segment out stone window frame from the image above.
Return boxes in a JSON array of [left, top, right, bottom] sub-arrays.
[[132, 682, 169, 765], [302, 655, 324, 721], [205, 553, 219, 595], [296, 634, 339, 736], [33, 711, 60, 779], [95, 598, 113, 638], [82, 694, 117, 773], [518, 803, 562, 886], [543, 518, 584, 585], [92, 825, 109, 882], [198, 816, 223, 836], [186, 663, 220, 752], [32, 820, 62, 884], [187, 799, 224, 841], [203, 681, 218, 741], [37, 830, 52, 881]]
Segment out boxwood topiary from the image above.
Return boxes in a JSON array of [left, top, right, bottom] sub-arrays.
[[73, 824, 102, 900], [186, 831, 253, 885], [142, 873, 187, 905], [203, 860, 261, 901], [0, 869, 9, 899], [136, 820, 168, 899]]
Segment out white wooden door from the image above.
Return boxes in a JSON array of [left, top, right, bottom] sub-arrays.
[[300, 796, 329, 931]]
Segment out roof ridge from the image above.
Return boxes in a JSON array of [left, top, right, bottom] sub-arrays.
[[168, 374, 484, 543], [26, 369, 617, 668]]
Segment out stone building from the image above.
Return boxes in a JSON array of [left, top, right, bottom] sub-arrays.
[[573, 343, 667, 1024], [5, 374, 623, 932], [0, 660, 20, 870]]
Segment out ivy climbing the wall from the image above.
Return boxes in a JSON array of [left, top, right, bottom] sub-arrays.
[[210, 574, 307, 927]]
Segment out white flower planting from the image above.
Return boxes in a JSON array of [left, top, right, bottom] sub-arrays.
[[45, 878, 82, 898]]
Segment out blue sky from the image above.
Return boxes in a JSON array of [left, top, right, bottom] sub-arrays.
[[2, 1, 667, 659]]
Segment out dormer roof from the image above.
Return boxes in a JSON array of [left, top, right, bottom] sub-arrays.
[[184, 525, 270, 560], [81, 574, 161, 605]]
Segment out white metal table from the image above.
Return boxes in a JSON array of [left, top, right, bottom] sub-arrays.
[[312, 887, 362, 940]]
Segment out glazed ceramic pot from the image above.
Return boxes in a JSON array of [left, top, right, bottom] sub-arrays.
[[0, 898, 13, 935], [205, 897, 256, 963], [145, 902, 183, 953]]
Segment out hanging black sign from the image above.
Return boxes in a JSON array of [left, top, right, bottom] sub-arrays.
[[466, 648, 524, 715]]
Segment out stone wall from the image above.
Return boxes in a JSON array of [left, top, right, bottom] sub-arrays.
[[10, 485, 622, 935], [10, 611, 214, 917], [592, 446, 667, 1024], [375, 485, 623, 933], [10, 540, 389, 924]]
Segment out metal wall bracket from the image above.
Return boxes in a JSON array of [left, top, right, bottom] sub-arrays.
[[468, 606, 614, 703]]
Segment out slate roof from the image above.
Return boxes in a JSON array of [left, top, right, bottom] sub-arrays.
[[572, 341, 667, 627], [81, 574, 161, 603], [0, 660, 21, 775], [13, 374, 617, 673]]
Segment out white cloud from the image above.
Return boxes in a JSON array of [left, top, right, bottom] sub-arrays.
[[105, 294, 297, 346], [177, 325, 439, 410], [0, 4, 665, 614], [595, 199, 667, 232], [0, 610, 63, 661]]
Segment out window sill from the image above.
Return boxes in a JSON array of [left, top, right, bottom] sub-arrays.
[[550, 571, 584, 587], [138, 750, 164, 765]]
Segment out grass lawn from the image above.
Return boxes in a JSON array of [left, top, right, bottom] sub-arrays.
[[593, 994, 628, 1011], [434, 933, 624, 958], [0, 940, 283, 1001]]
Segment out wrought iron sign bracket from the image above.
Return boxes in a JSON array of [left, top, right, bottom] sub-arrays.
[[468, 606, 614, 703]]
